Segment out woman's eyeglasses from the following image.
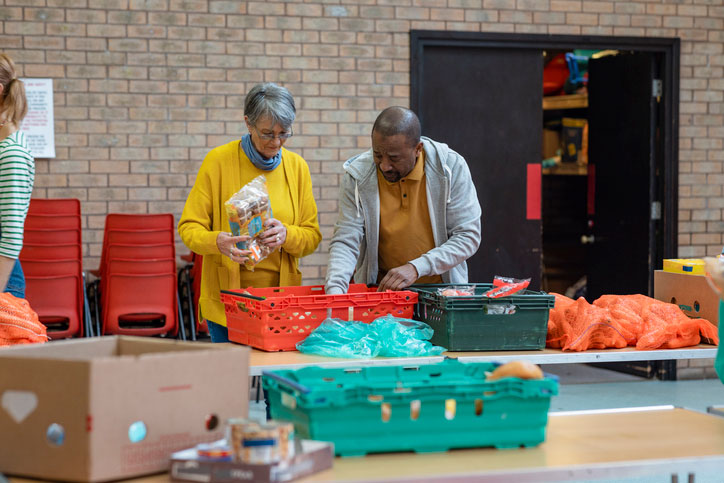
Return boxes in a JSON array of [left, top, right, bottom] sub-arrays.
[[254, 125, 293, 141]]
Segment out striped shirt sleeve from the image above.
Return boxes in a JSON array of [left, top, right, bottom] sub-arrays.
[[0, 131, 35, 259]]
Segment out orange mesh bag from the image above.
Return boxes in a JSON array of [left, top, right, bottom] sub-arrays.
[[637, 299, 718, 350], [548, 293, 718, 352], [546, 293, 576, 349], [0, 293, 48, 347], [546, 294, 628, 351], [564, 297, 628, 351]]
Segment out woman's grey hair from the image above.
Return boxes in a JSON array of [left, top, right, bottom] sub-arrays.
[[244, 83, 296, 129]]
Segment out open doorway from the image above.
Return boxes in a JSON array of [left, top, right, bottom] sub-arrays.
[[542, 50, 665, 302], [411, 31, 679, 300]]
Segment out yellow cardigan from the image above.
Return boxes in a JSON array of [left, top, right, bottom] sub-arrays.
[[178, 141, 322, 327]]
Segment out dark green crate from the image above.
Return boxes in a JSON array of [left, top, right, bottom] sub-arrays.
[[411, 284, 555, 351], [262, 359, 558, 457]]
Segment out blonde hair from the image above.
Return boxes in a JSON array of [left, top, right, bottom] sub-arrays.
[[0, 53, 27, 125]]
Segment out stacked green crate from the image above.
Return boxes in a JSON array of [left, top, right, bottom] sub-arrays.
[[412, 284, 555, 351], [263, 359, 558, 456]]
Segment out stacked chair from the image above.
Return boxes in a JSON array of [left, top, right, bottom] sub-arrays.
[[20, 198, 92, 339], [96, 213, 185, 339]]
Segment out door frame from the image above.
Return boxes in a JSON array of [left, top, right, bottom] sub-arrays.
[[410, 31, 680, 290]]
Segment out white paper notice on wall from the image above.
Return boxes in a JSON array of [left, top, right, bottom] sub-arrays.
[[19, 78, 55, 159]]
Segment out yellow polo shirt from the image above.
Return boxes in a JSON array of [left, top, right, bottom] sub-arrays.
[[377, 151, 443, 284]]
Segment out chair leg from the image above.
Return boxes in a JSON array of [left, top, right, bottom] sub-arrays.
[[92, 279, 102, 336], [184, 266, 197, 341], [176, 289, 187, 341], [82, 272, 94, 337]]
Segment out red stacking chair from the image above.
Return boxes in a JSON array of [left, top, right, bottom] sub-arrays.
[[102, 258, 179, 337], [23, 229, 81, 245], [20, 259, 83, 340], [20, 198, 92, 339], [24, 214, 81, 231], [96, 213, 184, 339], [27, 198, 80, 216]]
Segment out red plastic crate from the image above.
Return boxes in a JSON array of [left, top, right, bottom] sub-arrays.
[[221, 284, 417, 351]]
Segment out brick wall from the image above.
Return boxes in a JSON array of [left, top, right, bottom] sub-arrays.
[[1, 0, 723, 284]]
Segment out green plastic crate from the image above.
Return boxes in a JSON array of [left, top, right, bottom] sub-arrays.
[[411, 284, 555, 351], [262, 359, 558, 457]]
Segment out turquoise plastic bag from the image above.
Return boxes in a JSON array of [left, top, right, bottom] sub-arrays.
[[296, 315, 446, 358]]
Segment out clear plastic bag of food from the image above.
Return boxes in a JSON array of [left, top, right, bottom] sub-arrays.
[[437, 285, 475, 297], [224, 175, 274, 271], [485, 303, 517, 315]]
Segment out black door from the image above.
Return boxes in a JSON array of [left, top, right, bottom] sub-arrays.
[[414, 45, 543, 288], [586, 53, 658, 300]]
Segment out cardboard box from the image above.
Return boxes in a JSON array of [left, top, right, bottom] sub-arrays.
[[561, 117, 587, 164], [653, 270, 719, 325], [0, 336, 250, 482], [663, 258, 706, 275], [170, 440, 334, 483], [542, 129, 561, 159]]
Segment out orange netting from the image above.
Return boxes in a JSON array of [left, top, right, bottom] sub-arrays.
[[547, 293, 718, 351], [0, 292, 48, 347]]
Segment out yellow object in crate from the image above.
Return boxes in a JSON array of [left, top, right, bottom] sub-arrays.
[[663, 258, 705, 275]]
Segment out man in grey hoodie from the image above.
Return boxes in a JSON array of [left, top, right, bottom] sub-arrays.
[[325, 107, 482, 294]]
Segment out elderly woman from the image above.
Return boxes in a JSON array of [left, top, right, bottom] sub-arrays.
[[179, 83, 321, 343], [0, 53, 33, 299]]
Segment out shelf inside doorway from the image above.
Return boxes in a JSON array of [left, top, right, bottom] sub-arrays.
[[542, 163, 588, 176], [543, 93, 589, 110]]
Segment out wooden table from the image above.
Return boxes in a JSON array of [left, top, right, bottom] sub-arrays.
[[248, 344, 718, 375], [8, 407, 724, 482]]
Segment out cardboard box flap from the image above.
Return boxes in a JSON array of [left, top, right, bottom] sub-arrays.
[[0, 336, 240, 363]]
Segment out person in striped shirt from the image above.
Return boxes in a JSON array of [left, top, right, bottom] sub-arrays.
[[0, 53, 34, 298]]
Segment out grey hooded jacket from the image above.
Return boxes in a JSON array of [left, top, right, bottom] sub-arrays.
[[325, 136, 482, 293]]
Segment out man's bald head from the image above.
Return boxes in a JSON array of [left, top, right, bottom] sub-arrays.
[[372, 106, 421, 148]]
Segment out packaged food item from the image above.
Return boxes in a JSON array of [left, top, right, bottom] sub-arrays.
[[240, 425, 281, 464], [224, 175, 275, 271], [226, 417, 260, 462], [487, 360, 544, 381], [482, 276, 531, 298], [437, 285, 475, 297], [195, 441, 233, 462], [485, 303, 516, 315], [274, 421, 296, 460]]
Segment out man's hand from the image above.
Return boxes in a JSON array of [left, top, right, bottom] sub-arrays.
[[377, 263, 418, 292]]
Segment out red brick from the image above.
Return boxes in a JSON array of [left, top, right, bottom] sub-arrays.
[[127, 25, 167, 37], [24, 36, 65, 49], [25, 63, 65, 77], [130, 0, 169, 11], [24, 8, 65, 22], [109, 10, 146, 23], [550, 0, 581, 12], [170, 0, 206, 11], [168, 26, 205, 39]]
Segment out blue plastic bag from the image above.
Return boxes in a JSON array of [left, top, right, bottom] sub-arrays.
[[296, 315, 446, 358]]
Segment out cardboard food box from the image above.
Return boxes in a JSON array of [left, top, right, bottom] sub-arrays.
[[653, 270, 719, 325], [0, 336, 250, 482], [170, 440, 334, 483]]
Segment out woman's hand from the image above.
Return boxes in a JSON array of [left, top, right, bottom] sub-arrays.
[[216, 232, 251, 264], [260, 218, 286, 248]]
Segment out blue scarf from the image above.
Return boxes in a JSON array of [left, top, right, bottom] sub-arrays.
[[241, 134, 282, 171]]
